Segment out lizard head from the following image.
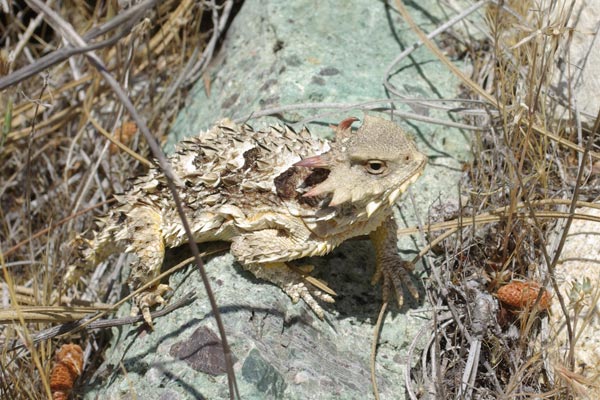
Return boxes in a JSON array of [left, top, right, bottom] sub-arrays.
[[294, 116, 427, 217]]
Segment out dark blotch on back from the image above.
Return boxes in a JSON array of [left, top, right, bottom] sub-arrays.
[[242, 147, 261, 170], [274, 167, 299, 200]]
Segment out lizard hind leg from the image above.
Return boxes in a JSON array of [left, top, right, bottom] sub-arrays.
[[242, 262, 335, 319], [230, 228, 336, 318]]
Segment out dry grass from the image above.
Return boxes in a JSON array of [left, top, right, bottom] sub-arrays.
[[1, 0, 235, 398], [396, 0, 600, 398], [1, 0, 599, 399]]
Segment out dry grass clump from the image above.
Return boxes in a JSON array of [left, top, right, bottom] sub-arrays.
[[0, 1, 235, 398], [403, 0, 599, 398]]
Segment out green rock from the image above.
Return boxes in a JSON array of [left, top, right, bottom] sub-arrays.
[[242, 349, 287, 398]]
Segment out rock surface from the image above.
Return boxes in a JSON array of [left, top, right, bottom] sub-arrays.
[[548, 205, 600, 398], [84, 0, 472, 398], [551, 0, 600, 125]]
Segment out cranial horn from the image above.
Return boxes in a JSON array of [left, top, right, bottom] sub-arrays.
[[337, 116, 359, 131], [294, 155, 329, 168]]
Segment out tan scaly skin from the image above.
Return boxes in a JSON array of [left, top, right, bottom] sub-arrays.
[[65, 116, 427, 326]]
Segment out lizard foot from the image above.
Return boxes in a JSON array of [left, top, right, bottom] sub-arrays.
[[131, 284, 172, 328], [246, 263, 336, 319], [371, 259, 419, 307]]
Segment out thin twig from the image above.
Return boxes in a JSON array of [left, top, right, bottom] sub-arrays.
[[546, 108, 600, 368], [383, 0, 488, 93], [3, 292, 197, 351], [3, 199, 113, 257], [0, 0, 158, 90], [392, 0, 600, 160], [187, 0, 234, 82], [237, 100, 481, 131], [370, 301, 388, 400], [10, 0, 56, 65]]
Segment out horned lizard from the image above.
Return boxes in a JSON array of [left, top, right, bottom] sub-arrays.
[[67, 116, 427, 325]]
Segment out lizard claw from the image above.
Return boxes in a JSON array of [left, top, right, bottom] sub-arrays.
[[372, 259, 418, 307], [131, 284, 172, 328], [283, 280, 335, 319], [369, 215, 420, 309], [245, 263, 336, 319]]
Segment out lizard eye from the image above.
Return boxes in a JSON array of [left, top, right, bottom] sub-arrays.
[[364, 160, 387, 175]]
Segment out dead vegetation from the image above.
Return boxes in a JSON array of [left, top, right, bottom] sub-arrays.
[[0, 0, 599, 399], [1, 0, 236, 398], [398, 0, 600, 398]]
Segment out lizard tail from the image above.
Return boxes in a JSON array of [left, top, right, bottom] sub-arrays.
[[63, 226, 119, 287]]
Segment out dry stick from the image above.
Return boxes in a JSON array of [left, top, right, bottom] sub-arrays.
[[392, 0, 600, 161], [403, 189, 455, 395], [69, 137, 113, 226], [24, 78, 47, 277], [2, 200, 113, 258], [0, 305, 112, 323], [155, 0, 209, 111], [42, 246, 225, 366], [54, 252, 219, 334], [370, 301, 388, 400], [238, 100, 480, 131], [405, 316, 454, 400], [383, 0, 488, 93], [10, 0, 55, 65], [187, 0, 234, 83], [548, 109, 600, 369], [83, 103, 152, 167], [22, 1, 240, 398], [0, 253, 53, 399], [298, 109, 476, 133], [18, 83, 53, 396], [504, 21, 595, 370], [394, 200, 600, 238], [0, 0, 157, 90], [3, 292, 196, 351], [386, 0, 527, 100], [406, 190, 478, 393], [405, 321, 433, 400], [505, 23, 579, 376]]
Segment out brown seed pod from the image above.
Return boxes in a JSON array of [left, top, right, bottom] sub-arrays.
[[497, 281, 551, 310], [110, 121, 138, 154], [50, 343, 84, 400]]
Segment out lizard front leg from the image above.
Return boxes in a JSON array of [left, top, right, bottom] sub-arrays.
[[369, 214, 419, 307], [230, 229, 335, 318]]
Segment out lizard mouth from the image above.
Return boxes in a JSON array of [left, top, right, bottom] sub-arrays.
[[299, 167, 331, 206], [302, 167, 330, 189], [274, 164, 331, 208]]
